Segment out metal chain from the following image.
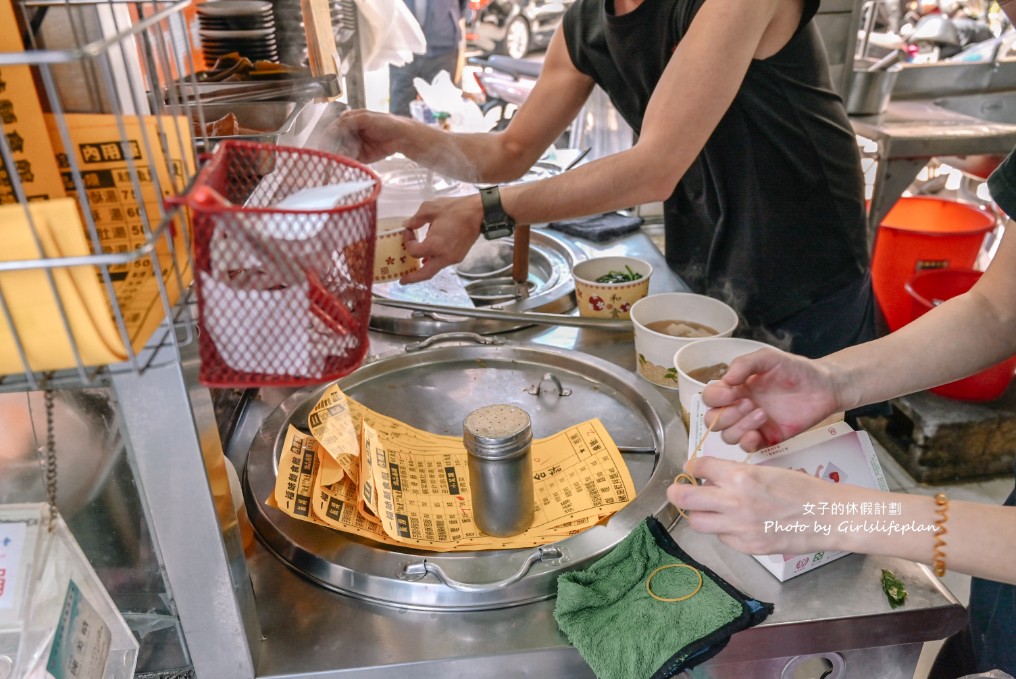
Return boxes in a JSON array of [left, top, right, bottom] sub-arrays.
[[42, 387, 59, 531]]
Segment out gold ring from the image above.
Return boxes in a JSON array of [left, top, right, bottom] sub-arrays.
[[645, 563, 704, 602]]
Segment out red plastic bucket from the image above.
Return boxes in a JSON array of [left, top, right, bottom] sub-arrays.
[[905, 268, 1016, 401], [872, 197, 995, 332]]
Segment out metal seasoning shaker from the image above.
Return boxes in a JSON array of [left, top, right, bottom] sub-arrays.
[[463, 404, 535, 537]]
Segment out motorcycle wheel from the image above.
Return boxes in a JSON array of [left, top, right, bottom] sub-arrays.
[[499, 16, 531, 60]]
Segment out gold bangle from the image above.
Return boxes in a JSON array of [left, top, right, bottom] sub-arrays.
[[646, 563, 704, 603], [932, 492, 949, 578]]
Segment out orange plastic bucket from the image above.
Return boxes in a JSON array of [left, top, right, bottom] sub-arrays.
[[872, 197, 995, 332], [905, 268, 1016, 401]]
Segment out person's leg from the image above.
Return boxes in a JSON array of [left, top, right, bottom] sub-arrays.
[[761, 272, 878, 360], [388, 61, 420, 117], [417, 50, 460, 88], [927, 625, 977, 679], [389, 51, 459, 117]]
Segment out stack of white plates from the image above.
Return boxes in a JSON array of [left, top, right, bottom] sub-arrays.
[[198, 0, 279, 68], [268, 0, 350, 68]]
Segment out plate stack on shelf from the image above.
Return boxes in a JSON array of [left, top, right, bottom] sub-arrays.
[[198, 0, 279, 69], [268, 0, 350, 69]]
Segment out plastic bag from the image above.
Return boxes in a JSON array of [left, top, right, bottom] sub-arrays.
[[354, 0, 426, 71], [0, 504, 138, 678], [412, 71, 501, 132]]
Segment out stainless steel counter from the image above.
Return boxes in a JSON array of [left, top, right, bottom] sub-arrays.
[[851, 95, 1016, 249], [228, 228, 966, 678]]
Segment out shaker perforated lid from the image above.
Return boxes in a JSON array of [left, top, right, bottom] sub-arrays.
[[463, 404, 533, 460]]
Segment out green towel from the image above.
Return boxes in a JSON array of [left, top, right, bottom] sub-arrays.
[[554, 517, 773, 679]]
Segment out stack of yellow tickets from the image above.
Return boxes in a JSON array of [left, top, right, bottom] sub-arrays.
[[268, 384, 638, 551]]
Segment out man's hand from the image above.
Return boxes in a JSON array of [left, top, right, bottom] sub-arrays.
[[399, 193, 485, 284], [326, 109, 407, 164]]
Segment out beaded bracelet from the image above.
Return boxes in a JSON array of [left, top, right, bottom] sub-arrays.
[[932, 492, 949, 577]]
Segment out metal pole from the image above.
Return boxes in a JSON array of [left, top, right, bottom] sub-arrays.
[[111, 341, 261, 678]]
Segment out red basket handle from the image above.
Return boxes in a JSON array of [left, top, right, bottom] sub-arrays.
[[306, 269, 361, 337]]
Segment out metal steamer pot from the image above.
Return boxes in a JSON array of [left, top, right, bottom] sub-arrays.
[[243, 337, 685, 611], [370, 229, 585, 336]]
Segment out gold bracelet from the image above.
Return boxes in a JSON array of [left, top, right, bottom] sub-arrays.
[[932, 492, 949, 577]]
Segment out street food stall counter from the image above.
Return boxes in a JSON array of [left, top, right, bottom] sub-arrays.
[[219, 228, 966, 679]]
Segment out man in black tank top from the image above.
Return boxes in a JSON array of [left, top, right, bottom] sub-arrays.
[[330, 0, 876, 359]]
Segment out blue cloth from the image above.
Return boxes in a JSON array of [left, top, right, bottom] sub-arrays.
[[967, 477, 1016, 674], [548, 212, 644, 243], [756, 270, 878, 360]]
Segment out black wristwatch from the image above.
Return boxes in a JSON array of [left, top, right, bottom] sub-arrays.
[[478, 186, 515, 240]]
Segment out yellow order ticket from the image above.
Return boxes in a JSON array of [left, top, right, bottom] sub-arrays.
[[359, 418, 636, 550], [292, 384, 638, 551], [270, 425, 402, 546]]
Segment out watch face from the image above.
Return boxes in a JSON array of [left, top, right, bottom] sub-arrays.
[[482, 221, 514, 240]]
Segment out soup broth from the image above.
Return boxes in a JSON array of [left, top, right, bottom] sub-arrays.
[[686, 362, 729, 383], [646, 319, 718, 338]]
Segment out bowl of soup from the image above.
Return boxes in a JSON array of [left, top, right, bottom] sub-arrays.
[[630, 292, 739, 389], [674, 337, 772, 426]]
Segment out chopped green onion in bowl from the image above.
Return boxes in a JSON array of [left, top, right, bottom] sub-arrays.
[[595, 265, 644, 284]]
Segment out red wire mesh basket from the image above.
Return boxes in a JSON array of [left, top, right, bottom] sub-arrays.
[[184, 140, 380, 387]]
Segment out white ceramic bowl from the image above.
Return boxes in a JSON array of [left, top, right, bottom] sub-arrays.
[[674, 337, 773, 422], [630, 292, 738, 389], [571, 256, 652, 319]]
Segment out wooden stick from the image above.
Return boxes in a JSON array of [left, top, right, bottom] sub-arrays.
[[513, 223, 531, 292]]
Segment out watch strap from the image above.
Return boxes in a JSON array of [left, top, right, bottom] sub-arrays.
[[478, 185, 515, 239]]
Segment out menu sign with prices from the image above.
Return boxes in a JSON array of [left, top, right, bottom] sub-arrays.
[[3, 114, 195, 371], [271, 384, 638, 552], [0, 0, 67, 203]]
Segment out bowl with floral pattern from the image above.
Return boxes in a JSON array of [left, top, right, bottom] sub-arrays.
[[571, 256, 652, 319]]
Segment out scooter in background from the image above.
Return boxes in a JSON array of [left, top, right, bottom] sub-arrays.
[[906, 11, 994, 61], [467, 54, 541, 130]]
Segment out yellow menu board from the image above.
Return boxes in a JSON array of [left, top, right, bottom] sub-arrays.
[[0, 199, 125, 371], [0, 0, 67, 203], [46, 113, 195, 342], [0, 114, 195, 374]]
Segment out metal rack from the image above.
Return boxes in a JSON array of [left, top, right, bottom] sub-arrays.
[[0, 0, 208, 391], [1, 1, 260, 676]]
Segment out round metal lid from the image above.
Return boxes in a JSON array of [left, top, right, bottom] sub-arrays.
[[369, 229, 583, 336], [243, 341, 685, 611]]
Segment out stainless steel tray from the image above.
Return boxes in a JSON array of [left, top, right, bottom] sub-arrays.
[[189, 100, 307, 151], [243, 340, 685, 611]]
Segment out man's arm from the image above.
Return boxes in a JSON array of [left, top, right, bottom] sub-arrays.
[[331, 28, 594, 183], [399, 0, 797, 281]]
